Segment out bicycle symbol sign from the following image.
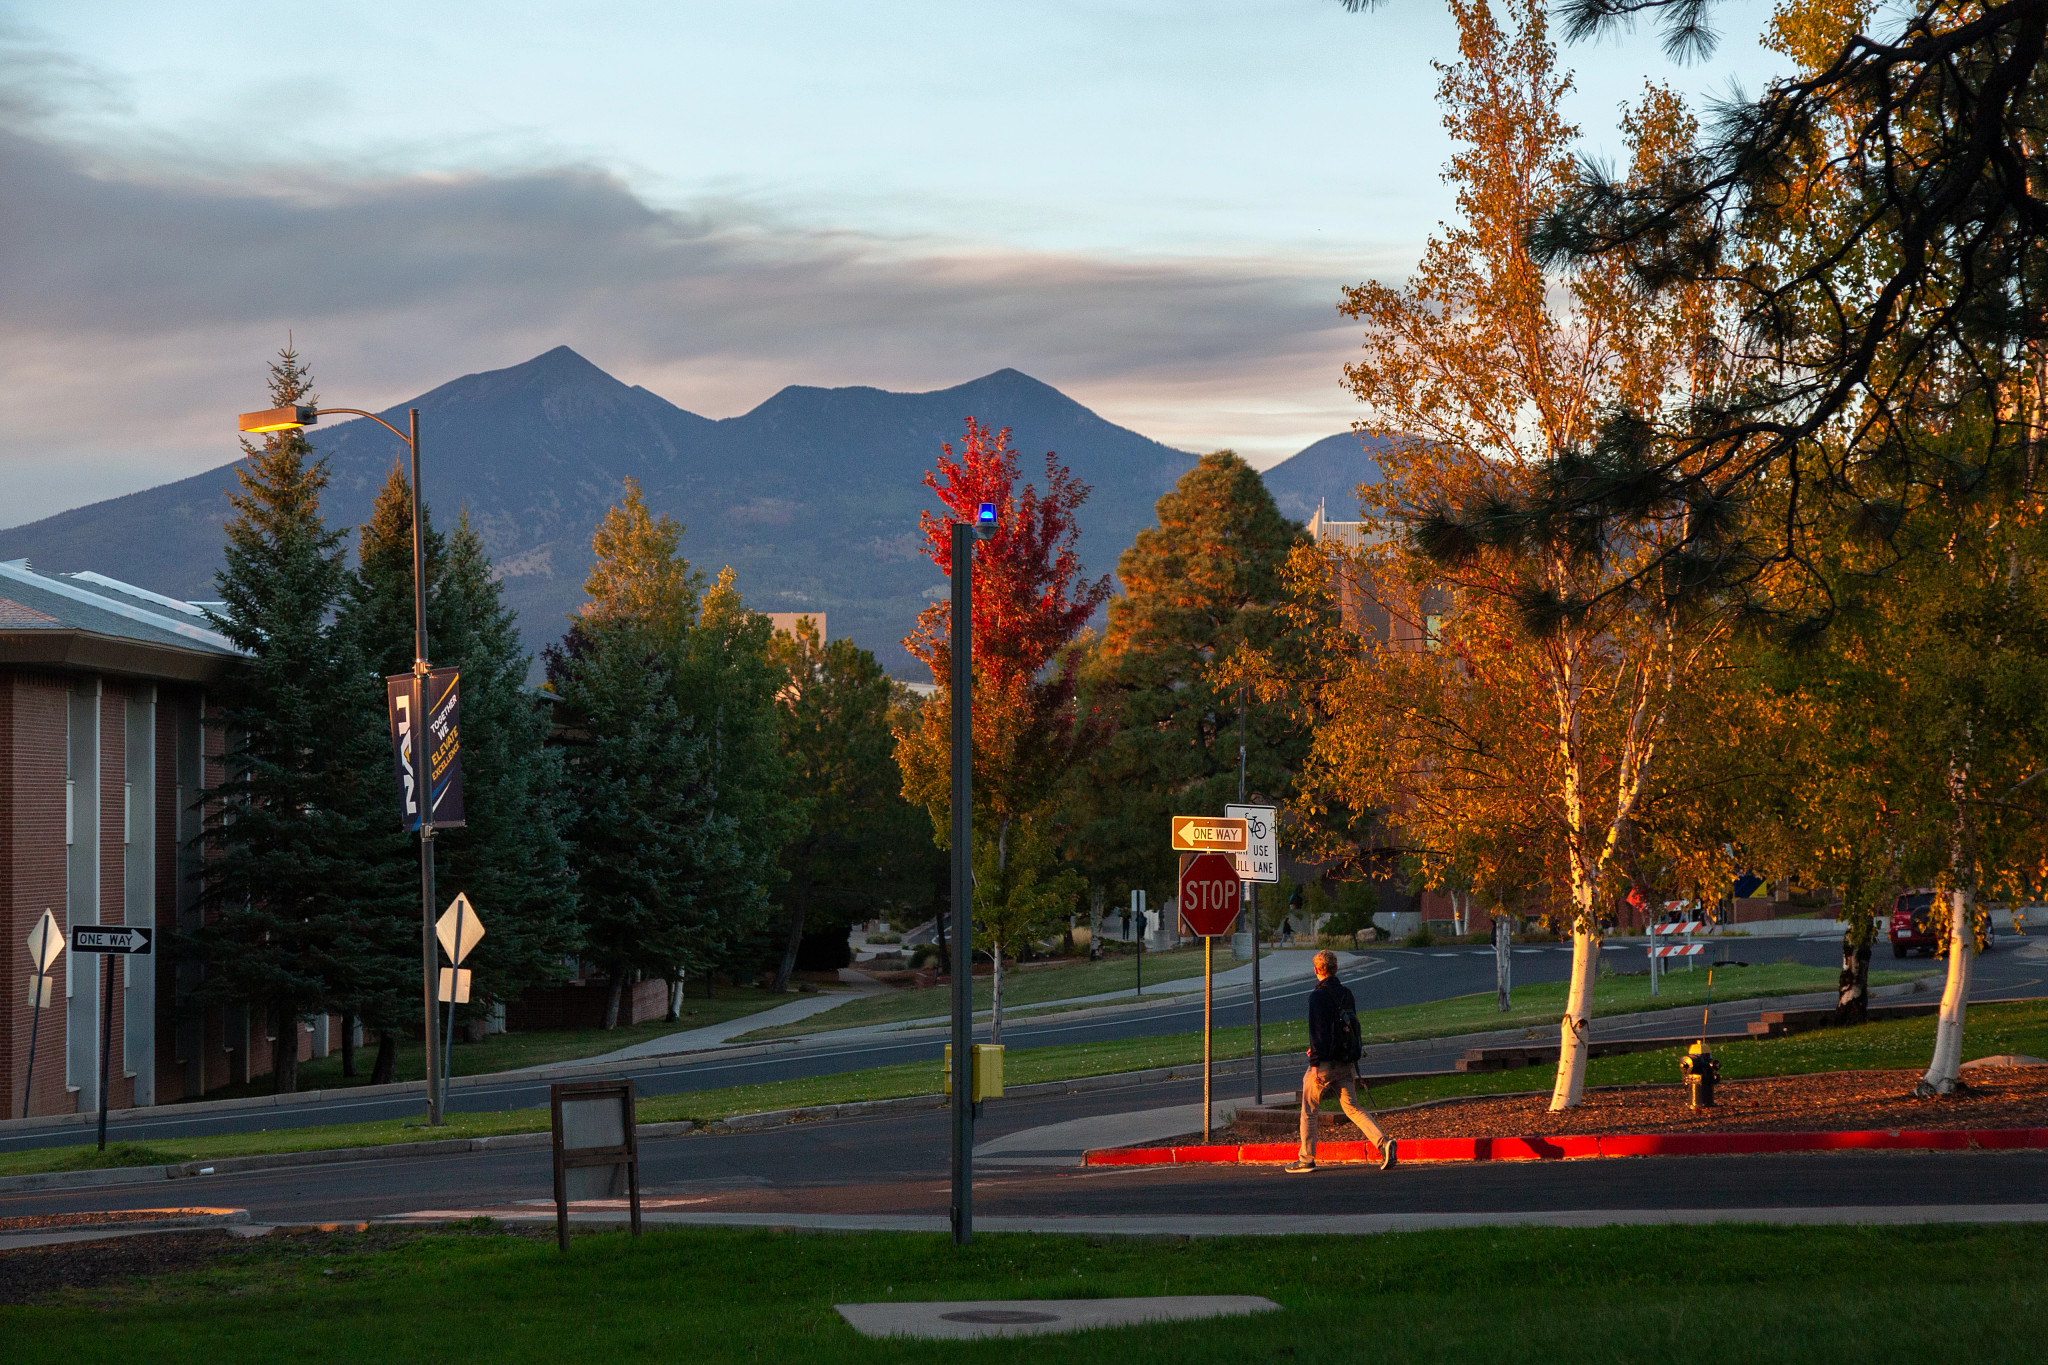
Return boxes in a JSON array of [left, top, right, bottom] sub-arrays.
[[1225, 803, 1278, 884]]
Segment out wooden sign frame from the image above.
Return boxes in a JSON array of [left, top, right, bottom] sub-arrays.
[[549, 1078, 643, 1252]]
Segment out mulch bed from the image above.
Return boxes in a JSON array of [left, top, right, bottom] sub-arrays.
[[0, 1230, 242, 1305], [1218, 1067, 2048, 1144]]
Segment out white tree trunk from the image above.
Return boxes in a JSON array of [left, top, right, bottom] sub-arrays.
[[1918, 887, 1976, 1095], [1549, 927, 1599, 1110]]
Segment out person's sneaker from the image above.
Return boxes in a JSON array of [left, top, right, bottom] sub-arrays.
[[1285, 1160, 1316, 1174], [1378, 1139, 1398, 1171]]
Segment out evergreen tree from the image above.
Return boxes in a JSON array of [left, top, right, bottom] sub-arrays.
[[331, 464, 447, 1079], [191, 344, 408, 1094], [551, 617, 716, 1026], [434, 512, 581, 1021], [1072, 451, 1311, 899], [548, 480, 796, 1023], [340, 468, 581, 1045], [767, 619, 934, 992]]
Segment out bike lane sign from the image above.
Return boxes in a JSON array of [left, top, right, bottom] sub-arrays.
[[1225, 803, 1278, 884]]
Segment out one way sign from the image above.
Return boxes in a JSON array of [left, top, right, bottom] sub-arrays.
[[69, 925, 154, 955]]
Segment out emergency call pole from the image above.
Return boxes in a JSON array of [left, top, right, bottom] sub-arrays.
[[950, 502, 997, 1247]]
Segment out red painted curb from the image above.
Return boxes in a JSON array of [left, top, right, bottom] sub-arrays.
[[1081, 1126, 2048, 1167]]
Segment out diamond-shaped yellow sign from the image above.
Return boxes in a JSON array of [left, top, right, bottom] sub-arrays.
[[436, 893, 485, 964]]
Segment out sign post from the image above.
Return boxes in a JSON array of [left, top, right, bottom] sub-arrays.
[[436, 893, 485, 1101], [68, 924, 153, 1150], [21, 909, 63, 1119], [1176, 848, 1242, 1142], [1226, 803, 1277, 1104]]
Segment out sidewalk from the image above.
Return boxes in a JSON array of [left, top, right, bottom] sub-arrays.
[[582, 993, 859, 1062]]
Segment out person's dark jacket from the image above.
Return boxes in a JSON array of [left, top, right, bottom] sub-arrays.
[[1307, 976, 1357, 1065]]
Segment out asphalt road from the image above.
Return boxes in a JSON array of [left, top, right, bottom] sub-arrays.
[[3, 932, 2039, 1155], [5, 1062, 2044, 1229]]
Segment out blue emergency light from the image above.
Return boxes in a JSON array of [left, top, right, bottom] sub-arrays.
[[977, 502, 996, 524]]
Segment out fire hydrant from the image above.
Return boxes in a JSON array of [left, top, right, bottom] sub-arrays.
[[1680, 1041, 1720, 1109]]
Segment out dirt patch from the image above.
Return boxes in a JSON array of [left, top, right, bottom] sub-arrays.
[[1212, 1067, 2048, 1145], [0, 1230, 243, 1305]]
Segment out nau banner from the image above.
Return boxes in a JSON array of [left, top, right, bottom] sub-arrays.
[[386, 669, 466, 831], [386, 674, 423, 832], [425, 667, 466, 829]]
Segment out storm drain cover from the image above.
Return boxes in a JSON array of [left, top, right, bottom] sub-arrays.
[[940, 1310, 1061, 1324], [838, 1295, 1279, 1339]]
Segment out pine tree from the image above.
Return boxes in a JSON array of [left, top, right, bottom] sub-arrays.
[[341, 469, 581, 1045], [672, 568, 798, 992], [1072, 450, 1311, 900], [768, 619, 934, 992], [550, 480, 800, 1024], [434, 512, 581, 1022], [191, 344, 408, 1094]]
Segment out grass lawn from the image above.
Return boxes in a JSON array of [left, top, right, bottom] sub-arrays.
[[1348, 960, 1919, 1046], [738, 946, 1246, 1039], [186, 983, 798, 1102], [1354, 995, 2048, 1110], [5, 1222, 2046, 1363], [5, 979, 2022, 1182]]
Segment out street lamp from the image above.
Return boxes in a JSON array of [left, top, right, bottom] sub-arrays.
[[949, 499, 996, 1246], [237, 401, 447, 1125]]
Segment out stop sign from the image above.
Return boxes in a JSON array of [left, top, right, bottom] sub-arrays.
[[1177, 852, 1242, 937]]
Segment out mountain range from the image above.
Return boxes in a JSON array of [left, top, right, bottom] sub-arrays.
[[0, 347, 1383, 675]]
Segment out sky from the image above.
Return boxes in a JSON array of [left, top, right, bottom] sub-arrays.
[[0, 0, 1791, 527]]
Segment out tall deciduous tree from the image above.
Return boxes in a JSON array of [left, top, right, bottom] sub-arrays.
[[895, 419, 1109, 1040], [1309, 1, 1737, 1109], [193, 344, 409, 1094]]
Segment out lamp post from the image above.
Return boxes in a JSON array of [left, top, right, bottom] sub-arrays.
[[949, 499, 996, 1247], [238, 401, 444, 1125]]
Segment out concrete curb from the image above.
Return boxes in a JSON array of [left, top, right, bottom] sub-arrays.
[[1084, 1126, 2048, 1168], [0, 1056, 1270, 1195], [377, 1204, 2048, 1237]]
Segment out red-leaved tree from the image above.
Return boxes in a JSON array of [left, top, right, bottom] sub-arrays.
[[896, 418, 1110, 1038]]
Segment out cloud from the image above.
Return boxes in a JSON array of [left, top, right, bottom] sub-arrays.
[[0, 100, 1378, 525]]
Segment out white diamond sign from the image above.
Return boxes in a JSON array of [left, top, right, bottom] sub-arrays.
[[436, 893, 485, 964], [26, 908, 63, 973]]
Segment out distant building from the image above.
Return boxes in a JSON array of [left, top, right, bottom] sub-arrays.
[[765, 612, 826, 641], [0, 561, 312, 1117], [1307, 500, 1449, 652]]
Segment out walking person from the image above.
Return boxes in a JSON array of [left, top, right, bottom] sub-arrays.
[[1288, 949, 1396, 1173]]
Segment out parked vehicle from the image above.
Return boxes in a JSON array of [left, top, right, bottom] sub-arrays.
[[1890, 891, 1939, 957]]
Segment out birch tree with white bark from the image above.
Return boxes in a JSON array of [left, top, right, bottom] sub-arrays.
[[1315, 0, 1741, 1109]]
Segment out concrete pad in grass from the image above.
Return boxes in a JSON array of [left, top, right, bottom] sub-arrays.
[[834, 1295, 1280, 1340]]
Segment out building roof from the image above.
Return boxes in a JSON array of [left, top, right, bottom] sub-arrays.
[[0, 560, 244, 683]]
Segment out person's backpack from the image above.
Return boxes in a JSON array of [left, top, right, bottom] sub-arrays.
[[1333, 989, 1363, 1064]]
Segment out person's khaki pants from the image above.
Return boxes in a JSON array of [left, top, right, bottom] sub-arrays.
[[1299, 1061, 1386, 1160]]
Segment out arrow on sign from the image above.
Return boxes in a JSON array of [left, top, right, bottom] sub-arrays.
[[1170, 816, 1248, 853], [437, 893, 485, 965], [69, 925, 153, 955], [26, 909, 63, 973]]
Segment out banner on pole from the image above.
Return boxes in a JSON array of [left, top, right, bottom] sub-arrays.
[[387, 669, 465, 830], [386, 674, 423, 832], [426, 667, 466, 829]]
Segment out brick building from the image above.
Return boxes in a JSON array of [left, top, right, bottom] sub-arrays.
[[0, 560, 283, 1118]]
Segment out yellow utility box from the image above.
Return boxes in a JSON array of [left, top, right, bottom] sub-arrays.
[[943, 1043, 1005, 1101]]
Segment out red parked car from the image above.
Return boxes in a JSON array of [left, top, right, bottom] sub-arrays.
[[1890, 891, 1938, 957]]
